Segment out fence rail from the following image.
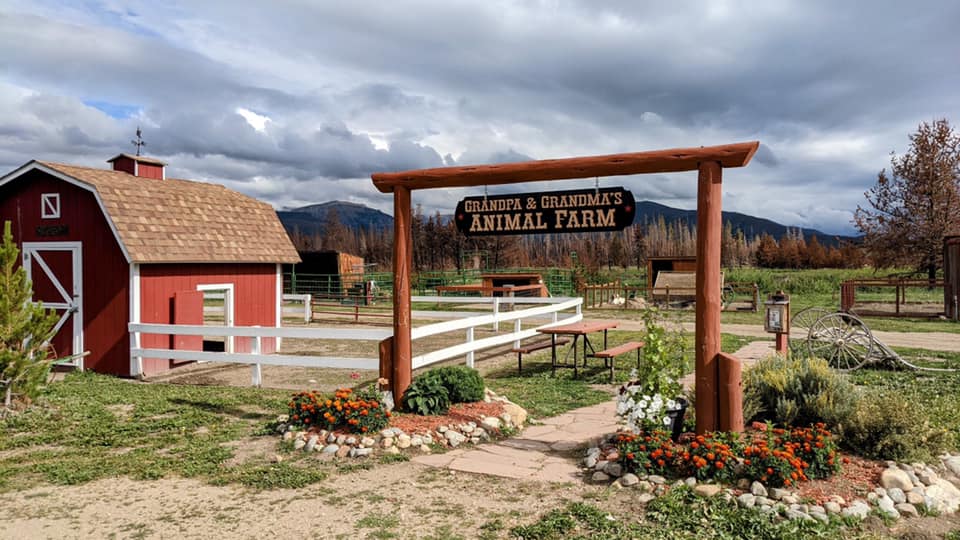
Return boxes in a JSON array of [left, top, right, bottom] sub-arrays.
[[840, 278, 946, 317], [129, 296, 583, 386]]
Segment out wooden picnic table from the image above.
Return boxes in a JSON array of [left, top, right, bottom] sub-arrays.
[[537, 320, 618, 378]]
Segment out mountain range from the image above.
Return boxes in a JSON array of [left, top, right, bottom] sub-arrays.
[[278, 200, 856, 246]]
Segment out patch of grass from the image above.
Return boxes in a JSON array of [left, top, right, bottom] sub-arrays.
[[513, 488, 866, 539], [356, 511, 400, 539], [0, 371, 311, 492], [378, 452, 410, 464], [485, 369, 610, 418], [220, 462, 328, 489], [421, 524, 466, 540], [478, 518, 504, 540]]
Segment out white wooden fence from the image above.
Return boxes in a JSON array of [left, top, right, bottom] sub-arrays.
[[129, 296, 582, 386]]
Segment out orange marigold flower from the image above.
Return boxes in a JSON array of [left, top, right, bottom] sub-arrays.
[[715, 461, 724, 469]]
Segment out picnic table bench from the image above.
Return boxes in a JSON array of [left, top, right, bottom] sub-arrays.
[[512, 337, 570, 373]]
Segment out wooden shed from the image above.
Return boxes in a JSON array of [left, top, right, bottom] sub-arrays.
[[0, 154, 300, 377], [646, 256, 697, 294], [946, 235, 960, 321]]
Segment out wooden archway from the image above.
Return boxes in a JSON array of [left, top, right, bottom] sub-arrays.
[[371, 141, 759, 433]]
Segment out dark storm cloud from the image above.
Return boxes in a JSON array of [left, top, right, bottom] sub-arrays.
[[0, 1, 958, 235]]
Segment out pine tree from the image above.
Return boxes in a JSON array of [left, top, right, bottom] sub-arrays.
[[0, 221, 59, 408]]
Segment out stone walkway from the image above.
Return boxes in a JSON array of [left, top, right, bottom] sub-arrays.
[[413, 339, 779, 482]]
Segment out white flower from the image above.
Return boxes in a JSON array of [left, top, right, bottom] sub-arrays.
[[663, 416, 672, 426], [666, 399, 677, 410]]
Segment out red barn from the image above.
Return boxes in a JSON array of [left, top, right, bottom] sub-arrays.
[[0, 154, 300, 377]]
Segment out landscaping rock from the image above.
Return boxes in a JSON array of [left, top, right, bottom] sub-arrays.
[[336, 445, 351, 458], [888, 488, 906, 504], [925, 481, 960, 513], [385, 446, 400, 455], [437, 425, 448, 434], [824, 502, 842, 514], [304, 435, 319, 453], [693, 484, 722, 498], [755, 496, 773, 507], [750, 481, 768, 497], [648, 475, 666, 485], [351, 448, 372, 457], [480, 417, 501, 432], [637, 493, 656, 505], [737, 493, 756, 508], [445, 431, 467, 447], [381, 437, 394, 448], [592, 471, 611, 483], [282, 431, 294, 441], [945, 456, 960, 477], [397, 434, 411, 449], [584, 455, 599, 469], [877, 497, 900, 519], [769, 488, 789, 501], [620, 474, 639, 487], [684, 477, 697, 488], [785, 509, 813, 522], [335, 435, 346, 445], [917, 469, 939, 486], [361, 437, 376, 447], [419, 444, 431, 453], [502, 402, 527, 426], [842, 501, 871, 520], [604, 463, 622, 477], [907, 491, 926, 505], [326, 433, 337, 444], [895, 503, 919, 518], [422, 434, 433, 445], [345, 436, 357, 446], [322, 444, 339, 454], [809, 511, 829, 524], [881, 468, 914, 491], [410, 435, 423, 447], [293, 439, 306, 451]]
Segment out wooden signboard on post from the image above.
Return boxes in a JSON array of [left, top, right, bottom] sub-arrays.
[[454, 187, 636, 236]]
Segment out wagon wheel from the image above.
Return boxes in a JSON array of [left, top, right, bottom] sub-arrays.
[[806, 313, 874, 371], [789, 307, 831, 355]]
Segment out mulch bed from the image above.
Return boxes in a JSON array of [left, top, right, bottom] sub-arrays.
[[388, 401, 506, 435], [795, 453, 886, 504]]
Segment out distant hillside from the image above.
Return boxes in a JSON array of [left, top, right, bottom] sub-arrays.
[[634, 201, 856, 247], [278, 199, 855, 247], [278, 201, 393, 237]]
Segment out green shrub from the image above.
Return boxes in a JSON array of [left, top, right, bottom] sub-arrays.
[[402, 376, 450, 415], [742, 356, 856, 429], [421, 366, 485, 403], [840, 390, 948, 461]]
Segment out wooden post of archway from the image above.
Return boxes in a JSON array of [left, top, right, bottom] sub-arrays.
[[372, 141, 759, 433]]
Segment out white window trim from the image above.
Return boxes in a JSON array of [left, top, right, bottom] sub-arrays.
[[197, 283, 235, 353], [41, 193, 60, 219]]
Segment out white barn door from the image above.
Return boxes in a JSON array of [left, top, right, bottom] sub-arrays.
[[22, 242, 83, 369]]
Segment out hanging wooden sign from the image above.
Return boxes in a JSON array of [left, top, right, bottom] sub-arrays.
[[455, 186, 635, 236]]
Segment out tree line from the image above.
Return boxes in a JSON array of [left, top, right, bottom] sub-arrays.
[[288, 209, 864, 273]]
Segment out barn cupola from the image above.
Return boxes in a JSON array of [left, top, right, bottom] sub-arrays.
[[107, 154, 166, 180]]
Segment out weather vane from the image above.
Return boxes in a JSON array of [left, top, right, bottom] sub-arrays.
[[131, 126, 146, 156]]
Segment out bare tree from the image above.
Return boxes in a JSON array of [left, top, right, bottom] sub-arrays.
[[855, 119, 960, 280]]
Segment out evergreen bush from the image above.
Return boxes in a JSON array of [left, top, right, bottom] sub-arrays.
[[420, 366, 485, 403], [742, 356, 856, 429], [0, 221, 59, 408], [840, 390, 948, 461]]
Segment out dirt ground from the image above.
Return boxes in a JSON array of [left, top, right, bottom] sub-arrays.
[[0, 461, 627, 540]]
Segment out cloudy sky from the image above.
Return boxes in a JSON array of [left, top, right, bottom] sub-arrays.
[[1, 1, 958, 234]]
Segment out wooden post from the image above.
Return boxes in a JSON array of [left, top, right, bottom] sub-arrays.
[[718, 352, 743, 433], [379, 336, 393, 389], [695, 161, 723, 434], [392, 186, 413, 401], [775, 333, 788, 355]]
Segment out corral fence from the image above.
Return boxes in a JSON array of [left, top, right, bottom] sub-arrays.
[[840, 278, 946, 318], [128, 296, 583, 386], [580, 280, 759, 312]]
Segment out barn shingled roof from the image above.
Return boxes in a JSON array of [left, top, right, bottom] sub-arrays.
[[32, 161, 300, 264]]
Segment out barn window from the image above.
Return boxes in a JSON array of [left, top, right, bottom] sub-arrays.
[[41, 193, 61, 219]]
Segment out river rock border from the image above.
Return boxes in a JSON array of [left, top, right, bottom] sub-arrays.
[[274, 389, 527, 461], [586, 434, 960, 524]]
